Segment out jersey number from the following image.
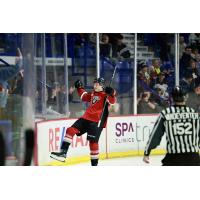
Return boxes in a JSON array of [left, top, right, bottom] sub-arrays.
[[173, 122, 192, 135]]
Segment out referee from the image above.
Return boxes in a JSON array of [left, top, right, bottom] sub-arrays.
[[143, 86, 200, 166]]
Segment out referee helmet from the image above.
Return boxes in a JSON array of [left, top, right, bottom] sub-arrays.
[[171, 86, 187, 102]]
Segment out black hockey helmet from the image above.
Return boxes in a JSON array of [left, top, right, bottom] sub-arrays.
[[171, 86, 187, 102], [93, 77, 105, 86]]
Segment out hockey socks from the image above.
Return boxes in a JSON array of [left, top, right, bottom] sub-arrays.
[[60, 126, 80, 152], [63, 127, 79, 144]]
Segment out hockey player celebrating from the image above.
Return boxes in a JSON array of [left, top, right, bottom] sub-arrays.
[[50, 78, 117, 166], [143, 86, 200, 166]]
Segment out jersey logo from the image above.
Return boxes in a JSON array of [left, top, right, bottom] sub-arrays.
[[92, 96, 100, 104]]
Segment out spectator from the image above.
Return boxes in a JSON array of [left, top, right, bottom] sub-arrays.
[[75, 33, 89, 47], [112, 34, 130, 59], [156, 72, 168, 85], [180, 46, 193, 72], [186, 77, 200, 112], [191, 48, 200, 61], [149, 59, 162, 85], [185, 59, 200, 79], [154, 84, 168, 98], [179, 36, 187, 58], [100, 34, 112, 58], [180, 73, 194, 93], [151, 88, 169, 109], [153, 72, 169, 108], [189, 33, 200, 46], [150, 89, 168, 110], [106, 33, 121, 46], [137, 91, 160, 114], [47, 82, 59, 106], [138, 62, 151, 86], [47, 83, 75, 115], [0, 48, 23, 109], [57, 85, 75, 114]]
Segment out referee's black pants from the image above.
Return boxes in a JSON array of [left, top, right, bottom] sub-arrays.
[[162, 153, 200, 166]]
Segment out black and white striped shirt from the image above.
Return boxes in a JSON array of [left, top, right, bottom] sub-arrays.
[[144, 105, 200, 156]]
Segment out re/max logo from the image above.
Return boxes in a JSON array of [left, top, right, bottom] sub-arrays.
[[48, 127, 88, 152]]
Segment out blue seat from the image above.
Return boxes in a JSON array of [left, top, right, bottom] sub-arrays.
[[101, 58, 133, 93]]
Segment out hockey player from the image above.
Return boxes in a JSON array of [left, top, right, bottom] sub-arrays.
[[143, 86, 200, 166], [50, 78, 117, 166]]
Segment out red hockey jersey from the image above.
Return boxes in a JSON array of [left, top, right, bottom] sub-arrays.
[[77, 88, 116, 126]]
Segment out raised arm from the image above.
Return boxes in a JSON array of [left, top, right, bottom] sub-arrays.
[[74, 80, 91, 102], [105, 86, 117, 105]]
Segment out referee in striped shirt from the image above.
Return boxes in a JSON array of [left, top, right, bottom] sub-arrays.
[[143, 86, 200, 166]]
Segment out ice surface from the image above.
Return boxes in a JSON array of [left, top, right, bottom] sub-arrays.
[[75, 155, 165, 166]]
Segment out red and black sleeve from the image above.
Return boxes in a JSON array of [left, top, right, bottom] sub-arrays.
[[77, 88, 91, 102]]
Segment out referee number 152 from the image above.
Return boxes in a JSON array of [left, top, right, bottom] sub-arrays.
[[173, 122, 192, 135]]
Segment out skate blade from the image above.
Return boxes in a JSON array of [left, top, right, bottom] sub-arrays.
[[50, 155, 66, 163]]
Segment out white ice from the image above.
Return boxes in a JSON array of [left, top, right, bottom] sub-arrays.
[[75, 155, 165, 166]]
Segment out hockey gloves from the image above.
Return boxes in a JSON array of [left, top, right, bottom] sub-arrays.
[[74, 80, 83, 89], [105, 86, 114, 96]]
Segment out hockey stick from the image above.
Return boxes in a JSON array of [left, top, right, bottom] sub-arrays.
[[98, 63, 118, 128]]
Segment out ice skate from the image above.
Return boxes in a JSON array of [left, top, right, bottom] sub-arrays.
[[50, 151, 66, 162]]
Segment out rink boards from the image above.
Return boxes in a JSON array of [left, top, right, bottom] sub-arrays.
[[34, 114, 166, 166]]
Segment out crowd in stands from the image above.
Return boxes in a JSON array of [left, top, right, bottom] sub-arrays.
[[0, 33, 131, 60], [137, 58, 172, 114], [179, 34, 200, 112], [100, 33, 131, 59], [0, 33, 200, 116], [137, 33, 200, 114]]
